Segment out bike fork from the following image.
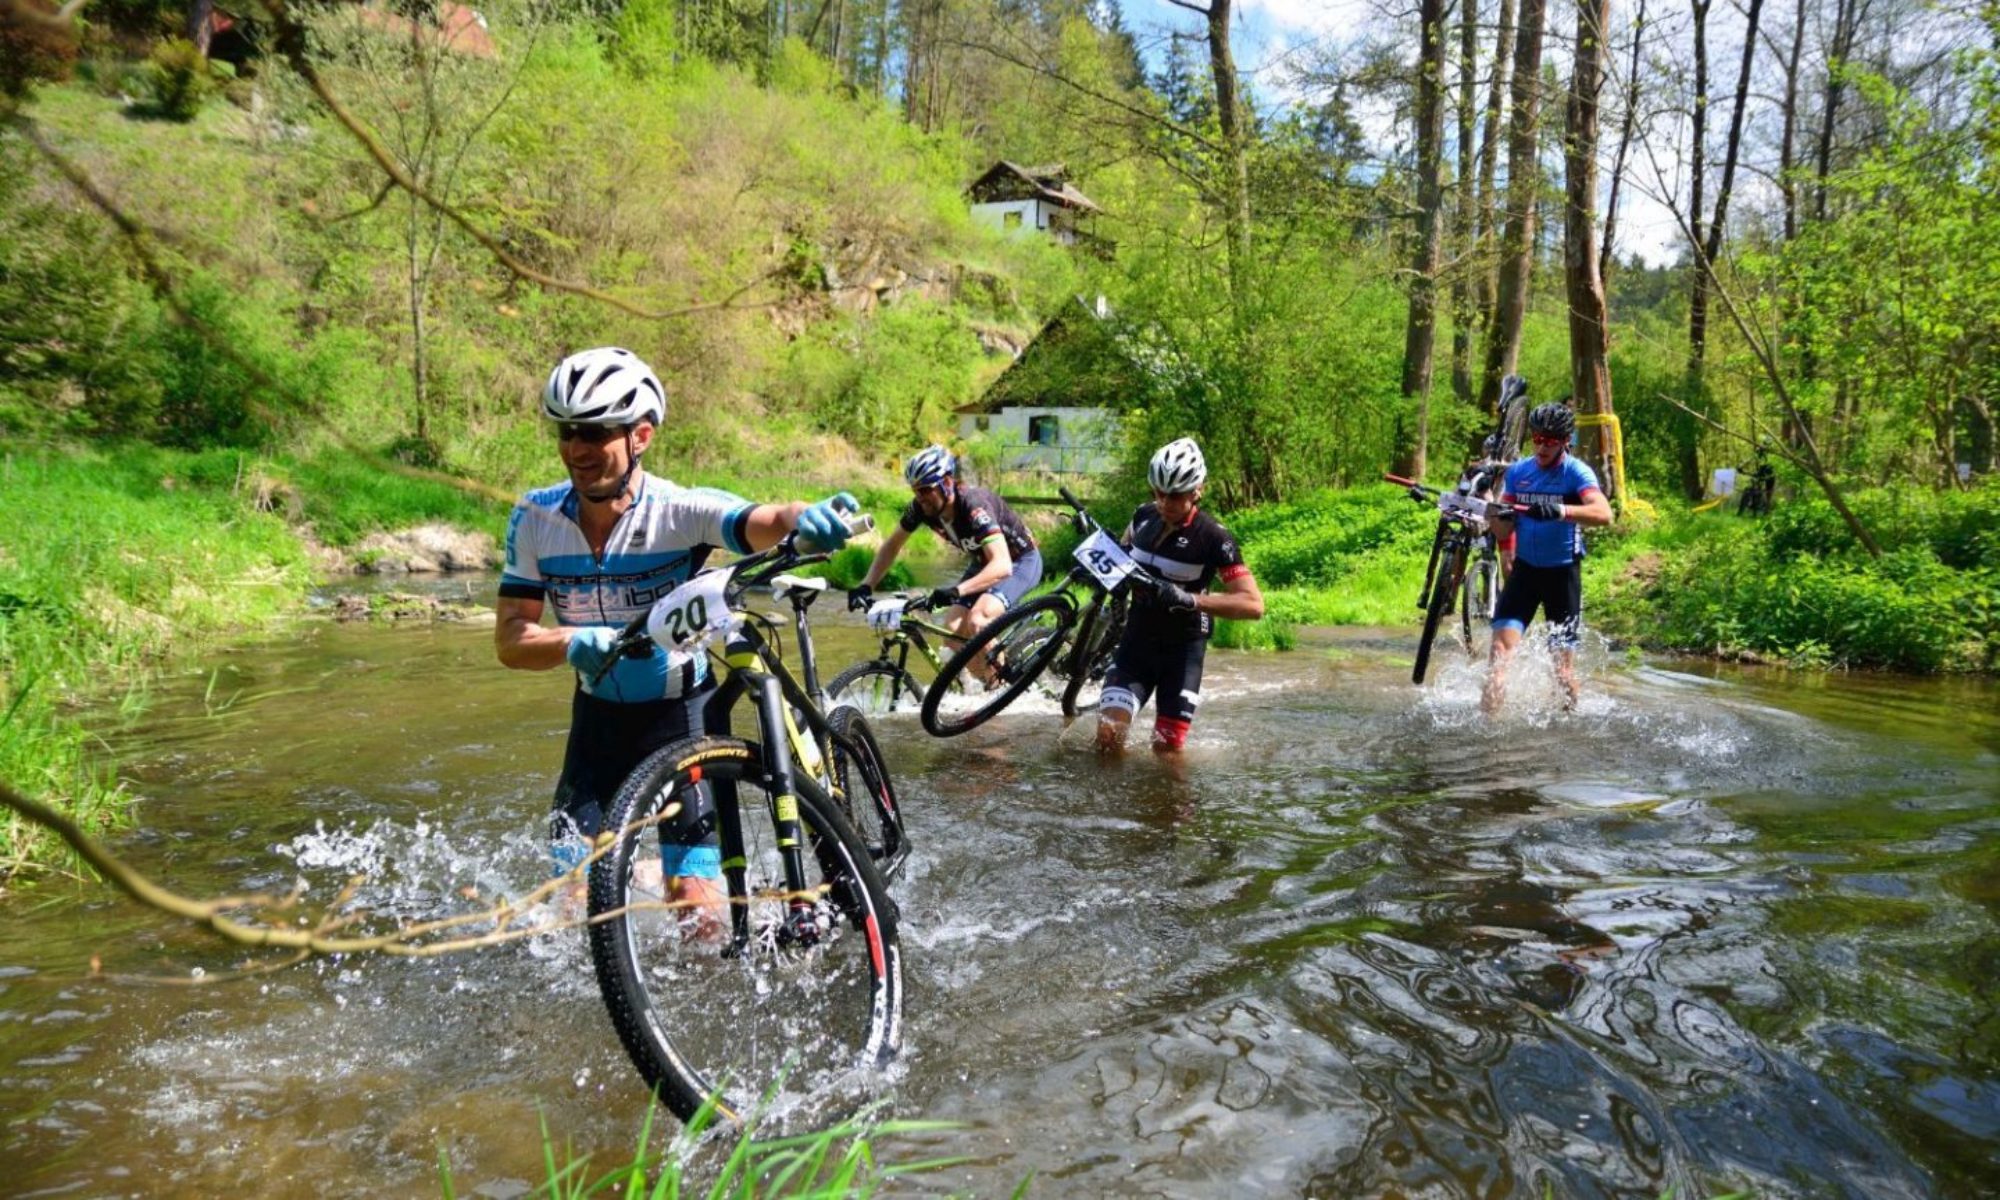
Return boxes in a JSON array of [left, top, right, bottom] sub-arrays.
[[751, 674, 821, 947]]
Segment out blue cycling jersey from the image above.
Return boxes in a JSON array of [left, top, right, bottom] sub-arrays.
[[1501, 453, 1602, 567], [499, 470, 755, 702]]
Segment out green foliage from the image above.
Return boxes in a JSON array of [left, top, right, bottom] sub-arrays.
[[1593, 489, 2000, 672], [774, 302, 983, 448], [0, 445, 314, 865], [140, 38, 216, 120]]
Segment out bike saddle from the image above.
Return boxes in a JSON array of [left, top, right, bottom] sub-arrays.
[[769, 574, 831, 602]]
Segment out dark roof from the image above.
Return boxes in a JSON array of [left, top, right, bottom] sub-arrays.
[[965, 161, 1103, 214]]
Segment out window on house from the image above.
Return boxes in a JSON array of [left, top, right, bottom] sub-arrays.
[[975, 415, 991, 432], [1029, 414, 1060, 446], [1003, 211, 1023, 229]]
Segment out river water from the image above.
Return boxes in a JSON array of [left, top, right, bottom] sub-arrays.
[[1, 602, 1996, 1197]]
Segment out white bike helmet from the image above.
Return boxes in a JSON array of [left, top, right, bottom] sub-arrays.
[[543, 347, 666, 427], [904, 445, 957, 488], [1148, 437, 1207, 494]]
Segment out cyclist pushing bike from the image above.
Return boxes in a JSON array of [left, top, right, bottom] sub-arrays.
[[1096, 438, 1264, 754], [847, 445, 1043, 682], [493, 345, 860, 932], [1482, 400, 1613, 713]]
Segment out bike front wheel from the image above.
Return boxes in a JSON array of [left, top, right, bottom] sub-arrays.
[[825, 661, 925, 717], [1414, 542, 1467, 685], [921, 593, 1078, 737], [588, 736, 903, 1125]]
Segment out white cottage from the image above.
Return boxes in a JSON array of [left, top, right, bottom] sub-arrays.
[[966, 162, 1106, 251], [956, 297, 1129, 478]]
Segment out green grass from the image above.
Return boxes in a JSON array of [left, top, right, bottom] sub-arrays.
[[436, 1096, 971, 1199]]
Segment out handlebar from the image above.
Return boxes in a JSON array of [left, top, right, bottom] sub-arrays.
[[593, 509, 874, 683]]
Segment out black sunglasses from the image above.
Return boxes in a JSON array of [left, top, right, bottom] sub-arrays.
[[555, 423, 630, 445]]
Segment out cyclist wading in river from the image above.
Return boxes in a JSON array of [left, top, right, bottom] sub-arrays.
[[1482, 402, 1614, 713], [847, 445, 1042, 682], [493, 346, 858, 933], [1097, 438, 1265, 754]]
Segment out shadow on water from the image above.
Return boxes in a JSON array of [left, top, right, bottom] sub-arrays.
[[1, 610, 1996, 1197]]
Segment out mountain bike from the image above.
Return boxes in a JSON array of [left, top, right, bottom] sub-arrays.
[[1456, 375, 1530, 654], [823, 592, 971, 717], [919, 485, 1146, 738], [583, 527, 904, 1125], [1386, 474, 1524, 685]]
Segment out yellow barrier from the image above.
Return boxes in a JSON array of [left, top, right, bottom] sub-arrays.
[[1573, 413, 1653, 518]]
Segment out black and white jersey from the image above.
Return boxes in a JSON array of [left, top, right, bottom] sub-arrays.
[[899, 485, 1037, 562], [1123, 503, 1252, 641]]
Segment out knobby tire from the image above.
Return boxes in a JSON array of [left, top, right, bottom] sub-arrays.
[[825, 661, 925, 717], [587, 736, 902, 1125], [920, 593, 1077, 737], [1413, 543, 1467, 685], [827, 705, 907, 876]]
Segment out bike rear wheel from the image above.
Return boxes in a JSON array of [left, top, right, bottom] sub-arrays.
[[1060, 591, 1125, 719], [588, 736, 902, 1125], [825, 661, 925, 717], [827, 706, 907, 876], [921, 593, 1078, 737], [1413, 542, 1467, 685]]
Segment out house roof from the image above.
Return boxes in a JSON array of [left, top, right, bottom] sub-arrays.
[[965, 161, 1103, 215], [352, 1, 497, 57]]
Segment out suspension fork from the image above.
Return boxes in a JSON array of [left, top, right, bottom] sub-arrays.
[[1419, 519, 1447, 607], [745, 671, 820, 941]]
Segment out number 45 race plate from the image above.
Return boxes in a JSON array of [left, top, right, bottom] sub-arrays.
[[1073, 528, 1139, 590]]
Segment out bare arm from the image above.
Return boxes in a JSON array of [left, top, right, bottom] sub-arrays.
[[740, 502, 805, 552], [1569, 489, 1614, 526], [954, 538, 1014, 597], [495, 595, 572, 671], [860, 524, 912, 589], [1197, 572, 1264, 621]]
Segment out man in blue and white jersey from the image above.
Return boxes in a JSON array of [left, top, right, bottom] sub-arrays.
[[1482, 401, 1614, 713], [495, 346, 858, 925]]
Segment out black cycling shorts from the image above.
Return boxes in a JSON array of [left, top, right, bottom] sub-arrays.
[[1101, 634, 1207, 749], [1492, 560, 1583, 648], [553, 685, 718, 863]]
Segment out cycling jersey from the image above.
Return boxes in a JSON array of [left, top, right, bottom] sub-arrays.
[[1501, 454, 1602, 567], [499, 470, 755, 702], [899, 485, 1036, 562], [1122, 503, 1251, 642]]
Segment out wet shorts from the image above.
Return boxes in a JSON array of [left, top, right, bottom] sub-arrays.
[[1492, 560, 1583, 649], [550, 685, 720, 878], [1100, 635, 1207, 750], [957, 547, 1043, 611]]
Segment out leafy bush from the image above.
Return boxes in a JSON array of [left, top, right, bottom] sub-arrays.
[[141, 37, 215, 120]]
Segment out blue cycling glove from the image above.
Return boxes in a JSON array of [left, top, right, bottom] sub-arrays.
[[797, 492, 859, 549], [565, 626, 620, 676]]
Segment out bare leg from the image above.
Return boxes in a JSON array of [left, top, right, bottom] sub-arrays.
[[1555, 649, 1580, 710], [667, 873, 728, 944], [1096, 707, 1131, 754], [1483, 625, 1522, 714]]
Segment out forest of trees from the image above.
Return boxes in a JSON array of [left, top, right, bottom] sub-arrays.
[[1, 0, 1995, 515]]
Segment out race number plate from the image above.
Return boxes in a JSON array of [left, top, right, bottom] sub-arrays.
[[866, 597, 909, 633], [1074, 528, 1138, 590], [645, 572, 734, 668], [1438, 491, 1492, 522]]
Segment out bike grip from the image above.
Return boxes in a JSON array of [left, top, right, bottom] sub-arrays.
[[1382, 473, 1418, 487], [1058, 484, 1084, 512], [842, 512, 876, 536]]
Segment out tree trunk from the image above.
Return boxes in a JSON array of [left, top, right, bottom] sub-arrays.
[[1599, 0, 1646, 281], [1472, 0, 1516, 352], [1779, 0, 1805, 242], [186, 0, 215, 54], [1449, 0, 1480, 408], [1476, 0, 1546, 415], [1564, 0, 1613, 437], [1202, 0, 1254, 311], [1676, 0, 1713, 500], [1397, 0, 1450, 479], [1813, 0, 1864, 223]]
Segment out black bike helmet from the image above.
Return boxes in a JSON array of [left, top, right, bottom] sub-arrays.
[[1528, 402, 1576, 442]]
